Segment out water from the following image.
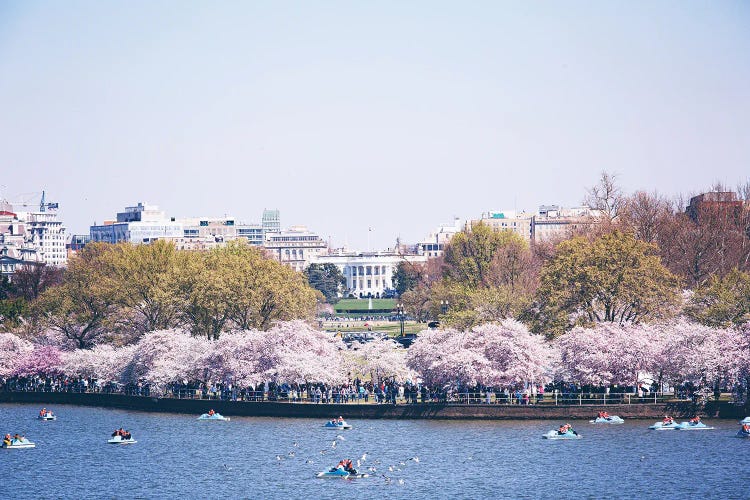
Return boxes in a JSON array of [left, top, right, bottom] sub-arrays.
[[1, 403, 747, 499]]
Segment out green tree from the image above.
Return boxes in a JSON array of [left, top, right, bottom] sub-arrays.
[[34, 243, 120, 348], [104, 240, 186, 334], [442, 223, 529, 289], [686, 269, 750, 327], [177, 241, 317, 338], [532, 231, 680, 337], [0, 298, 29, 331], [392, 261, 424, 296], [305, 263, 346, 304]]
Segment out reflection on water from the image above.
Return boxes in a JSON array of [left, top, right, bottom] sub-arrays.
[[1, 404, 747, 499]]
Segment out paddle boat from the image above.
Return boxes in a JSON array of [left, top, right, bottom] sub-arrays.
[[197, 412, 230, 421], [323, 417, 352, 430], [543, 429, 582, 440], [107, 435, 137, 445], [315, 467, 368, 479], [590, 415, 624, 424], [740, 417, 750, 424], [2, 436, 35, 449], [38, 410, 56, 421], [677, 420, 714, 431], [649, 417, 683, 430]]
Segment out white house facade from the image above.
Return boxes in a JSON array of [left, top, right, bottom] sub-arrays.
[[312, 252, 427, 298]]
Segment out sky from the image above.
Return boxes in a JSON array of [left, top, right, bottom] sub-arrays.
[[1, 1, 748, 250]]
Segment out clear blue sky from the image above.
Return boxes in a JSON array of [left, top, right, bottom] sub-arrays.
[[1, 1, 748, 250]]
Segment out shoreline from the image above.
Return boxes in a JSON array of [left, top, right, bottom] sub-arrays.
[[2, 391, 744, 420]]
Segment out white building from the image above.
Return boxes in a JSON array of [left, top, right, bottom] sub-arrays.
[[416, 218, 463, 258], [0, 198, 67, 267], [532, 205, 601, 242], [90, 202, 183, 244], [264, 226, 328, 272], [312, 252, 427, 298], [91, 202, 269, 249]]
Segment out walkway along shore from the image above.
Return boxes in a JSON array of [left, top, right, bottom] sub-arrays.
[[1, 391, 744, 420]]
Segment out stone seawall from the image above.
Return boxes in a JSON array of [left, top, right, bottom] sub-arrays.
[[3, 391, 742, 420]]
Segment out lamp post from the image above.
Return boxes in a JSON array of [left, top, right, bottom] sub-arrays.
[[397, 303, 405, 337]]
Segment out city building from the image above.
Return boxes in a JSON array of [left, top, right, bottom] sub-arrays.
[[531, 205, 601, 242], [312, 251, 427, 298], [262, 209, 281, 235], [471, 210, 534, 242], [90, 202, 182, 244], [0, 197, 67, 267], [264, 225, 328, 272], [416, 218, 463, 258], [686, 192, 745, 224]]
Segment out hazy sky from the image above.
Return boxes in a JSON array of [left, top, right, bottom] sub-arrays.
[[1, 1, 748, 250]]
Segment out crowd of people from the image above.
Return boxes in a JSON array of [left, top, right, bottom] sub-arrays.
[[0, 375, 730, 407]]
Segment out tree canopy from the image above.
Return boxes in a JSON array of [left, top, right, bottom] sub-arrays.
[[305, 263, 346, 304], [532, 231, 680, 337]]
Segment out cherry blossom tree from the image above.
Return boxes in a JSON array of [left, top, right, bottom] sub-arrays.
[[556, 323, 667, 388], [345, 338, 416, 384], [13, 345, 64, 377], [407, 320, 554, 388], [62, 345, 135, 382], [203, 329, 272, 388], [121, 329, 212, 393], [0, 333, 33, 377], [265, 321, 347, 385]]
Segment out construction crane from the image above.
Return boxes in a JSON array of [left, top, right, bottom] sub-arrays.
[[0, 190, 58, 212]]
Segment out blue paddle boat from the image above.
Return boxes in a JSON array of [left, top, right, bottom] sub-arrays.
[[316, 467, 368, 479], [677, 420, 714, 430], [543, 429, 581, 440], [323, 419, 352, 430], [649, 420, 683, 430], [590, 415, 624, 424], [2, 436, 35, 449], [198, 412, 230, 421]]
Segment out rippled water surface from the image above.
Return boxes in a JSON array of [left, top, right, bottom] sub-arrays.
[[1, 403, 748, 499]]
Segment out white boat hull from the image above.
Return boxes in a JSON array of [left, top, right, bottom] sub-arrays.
[[2, 441, 35, 449], [107, 437, 137, 445]]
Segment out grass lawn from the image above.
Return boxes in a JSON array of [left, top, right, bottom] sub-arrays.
[[334, 298, 397, 312]]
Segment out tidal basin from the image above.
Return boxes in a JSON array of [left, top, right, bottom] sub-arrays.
[[2, 404, 748, 500]]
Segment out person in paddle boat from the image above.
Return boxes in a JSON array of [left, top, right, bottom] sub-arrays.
[[39, 408, 47, 417], [558, 424, 578, 436], [741, 424, 750, 434], [208, 409, 215, 416], [597, 411, 610, 419], [662, 416, 674, 425], [3, 434, 10, 446], [123, 430, 132, 440], [112, 427, 125, 437], [689, 416, 701, 425], [337, 416, 344, 423], [332, 459, 356, 474]]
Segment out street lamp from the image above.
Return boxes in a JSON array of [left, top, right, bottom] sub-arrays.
[[397, 303, 405, 337], [441, 300, 450, 314]]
